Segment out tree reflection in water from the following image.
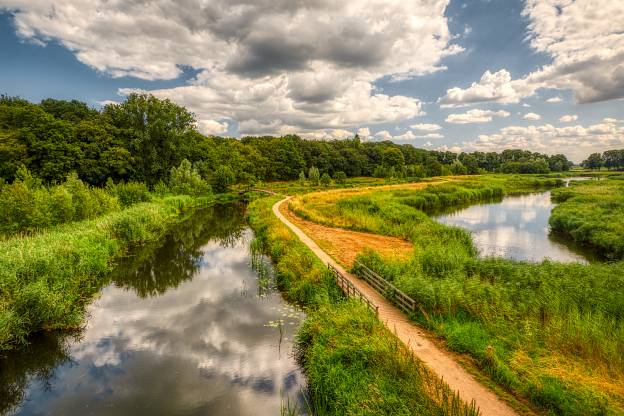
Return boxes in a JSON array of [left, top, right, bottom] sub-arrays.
[[0, 203, 247, 413]]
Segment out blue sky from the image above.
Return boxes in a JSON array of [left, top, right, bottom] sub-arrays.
[[1, 0, 622, 162]]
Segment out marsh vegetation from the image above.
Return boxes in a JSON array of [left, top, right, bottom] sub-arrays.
[[289, 175, 624, 415]]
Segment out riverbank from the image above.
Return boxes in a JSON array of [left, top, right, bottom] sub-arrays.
[[0, 194, 213, 351], [550, 176, 624, 259], [285, 175, 624, 415], [247, 195, 480, 416]]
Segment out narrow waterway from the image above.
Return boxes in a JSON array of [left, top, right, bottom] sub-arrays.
[[1, 204, 306, 416], [435, 190, 595, 263]]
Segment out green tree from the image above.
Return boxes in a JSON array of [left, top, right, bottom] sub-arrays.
[[213, 165, 235, 193], [308, 166, 320, 186], [583, 153, 603, 170], [334, 171, 347, 184], [103, 93, 196, 185], [169, 159, 210, 196], [320, 172, 332, 186], [299, 171, 306, 185]]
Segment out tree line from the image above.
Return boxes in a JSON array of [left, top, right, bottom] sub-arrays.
[[0, 94, 573, 188], [582, 150, 624, 170]]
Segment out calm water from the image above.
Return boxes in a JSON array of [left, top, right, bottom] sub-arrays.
[[1, 204, 306, 416], [435, 191, 593, 263]]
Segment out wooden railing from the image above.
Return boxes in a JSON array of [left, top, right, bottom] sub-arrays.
[[328, 263, 379, 315], [353, 261, 417, 315]]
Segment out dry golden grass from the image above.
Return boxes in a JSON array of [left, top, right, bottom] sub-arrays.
[[280, 200, 412, 267]]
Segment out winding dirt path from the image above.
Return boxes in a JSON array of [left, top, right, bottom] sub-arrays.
[[273, 197, 519, 416]]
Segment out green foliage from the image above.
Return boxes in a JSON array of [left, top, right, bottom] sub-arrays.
[[308, 166, 320, 186], [105, 179, 151, 207], [320, 172, 331, 186], [168, 159, 211, 196], [299, 171, 306, 185], [0, 196, 205, 350], [0, 170, 120, 235], [550, 178, 624, 259], [1, 95, 575, 190], [297, 176, 624, 415], [334, 171, 347, 184], [213, 165, 235, 193], [247, 196, 478, 416], [582, 153, 604, 170]]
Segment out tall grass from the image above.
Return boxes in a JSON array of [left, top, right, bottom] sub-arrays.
[[292, 175, 624, 415], [0, 171, 120, 235], [0, 195, 207, 350], [550, 179, 624, 259], [247, 196, 479, 416]]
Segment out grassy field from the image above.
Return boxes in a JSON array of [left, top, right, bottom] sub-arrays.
[[0, 195, 213, 350], [247, 196, 479, 416], [550, 176, 624, 259], [288, 175, 624, 415]]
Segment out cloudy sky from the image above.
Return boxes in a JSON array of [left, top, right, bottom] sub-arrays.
[[1, 0, 622, 162]]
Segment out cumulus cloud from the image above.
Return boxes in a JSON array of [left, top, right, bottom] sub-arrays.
[[559, 114, 578, 123], [445, 109, 510, 124], [523, 112, 541, 121], [458, 119, 624, 162], [410, 123, 442, 131], [439, 69, 535, 106], [546, 97, 562, 103], [1, 0, 462, 136], [439, 0, 624, 105], [198, 119, 229, 135]]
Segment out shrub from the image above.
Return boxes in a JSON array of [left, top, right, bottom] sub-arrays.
[[169, 159, 211, 196], [334, 171, 347, 184], [320, 172, 332, 186], [106, 179, 151, 207], [213, 165, 235, 193]]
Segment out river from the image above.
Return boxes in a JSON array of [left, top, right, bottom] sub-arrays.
[[1, 204, 306, 416], [435, 188, 596, 263]]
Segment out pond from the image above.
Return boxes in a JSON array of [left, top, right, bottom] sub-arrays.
[[1, 204, 306, 416], [435, 191, 595, 263]]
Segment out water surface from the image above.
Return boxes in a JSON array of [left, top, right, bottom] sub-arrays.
[[435, 192, 593, 263], [1, 204, 306, 416]]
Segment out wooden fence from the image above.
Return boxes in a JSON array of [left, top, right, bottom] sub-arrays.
[[328, 263, 379, 315], [353, 261, 417, 315]]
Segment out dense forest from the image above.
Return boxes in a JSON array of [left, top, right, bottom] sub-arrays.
[[1, 94, 573, 188]]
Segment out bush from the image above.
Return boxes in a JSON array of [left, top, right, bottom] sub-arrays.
[[106, 179, 151, 207], [320, 172, 332, 186], [169, 159, 211, 196], [334, 171, 347, 184], [0, 170, 120, 235], [213, 165, 235, 193]]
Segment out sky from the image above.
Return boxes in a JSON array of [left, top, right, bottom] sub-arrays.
[[0, 0, 622, 162]]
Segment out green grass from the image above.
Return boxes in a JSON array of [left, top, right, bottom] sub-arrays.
[[291, 175, 624, 415], [0, 195, 213, 350], [247, 196, 479, 416], [550, 178, 624, 259]]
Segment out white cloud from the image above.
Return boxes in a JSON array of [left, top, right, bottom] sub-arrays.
[[439, 1, 624, 105], [357, 127, 371, 139], [410, 123, 442, 131], [523, 112, 541, 121], [1, 0, 461, 136], [457, 119, 624, 162], [197, 119, 229, 136], [415, 133, 444, 139], [445, 109, 510, 124], [372, 129, 439, 141], [546, 97, 562, 103], [559, 114, 578, 123], [439, 69, 535, 106]]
